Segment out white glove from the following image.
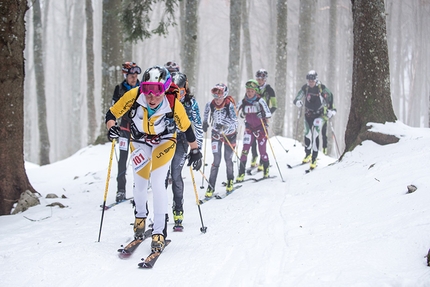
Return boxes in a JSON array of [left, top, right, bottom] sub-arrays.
[[295, 100, 303, 108], [327, 109, 336, 118]]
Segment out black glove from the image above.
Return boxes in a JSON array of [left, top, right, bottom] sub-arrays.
[[256, 111, 263, 118], [187, 148, 202, 171], [215, 123, 225, 131], [107, 125, 121, 142], [202, 121, 209, 133]]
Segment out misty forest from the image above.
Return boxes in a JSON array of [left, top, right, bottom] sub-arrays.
[[19, 0, 430, 166]]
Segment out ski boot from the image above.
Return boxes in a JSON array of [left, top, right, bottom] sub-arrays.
[[236, 173, 245, 183], [250, 156, 258, 168], [133, 217, 146, 240], [205, 186, 214, 198], [226, 179, 234, 193], [116, 189, 126, 203], [310, 158, 318, 170], [302, 154, 312, 163], [173, 210, 184, 231], [151, 234, 165, 253]]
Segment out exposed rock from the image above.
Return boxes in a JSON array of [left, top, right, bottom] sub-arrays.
[[11, 190, 40, 214], [406, 184, 417, 194], [46, 202, 67, 208]]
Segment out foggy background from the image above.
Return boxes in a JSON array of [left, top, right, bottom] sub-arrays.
[[23, 0, 429, 164]]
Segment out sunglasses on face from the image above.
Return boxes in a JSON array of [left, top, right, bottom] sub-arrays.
[[140, 82, 166, 97], [245, 82, 259, 90]]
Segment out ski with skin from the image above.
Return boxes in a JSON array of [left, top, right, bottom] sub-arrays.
[[117, 229, 152, 259], [101, 197, 133, 210], [214, 185, 243, 199], [137, 239, 172, 269], [287, 162, 307, 169], [252, 175, 277, 182], [198, 196, 215, 205], [221, 178, 256, 186]]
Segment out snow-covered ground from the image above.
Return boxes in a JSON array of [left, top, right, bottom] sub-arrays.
[[1, 121, 430, 287]]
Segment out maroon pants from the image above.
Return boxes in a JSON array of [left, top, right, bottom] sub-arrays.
[[240, 126, 269, 166]]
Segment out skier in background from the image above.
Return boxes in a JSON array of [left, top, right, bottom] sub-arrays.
[[164, 61, 203, 231], [111, 61, 141, 203], [293, 70, 335, 169], [236, 79, 272, 182], [249, 69, 277, 172], [202, 83, 238, 197]]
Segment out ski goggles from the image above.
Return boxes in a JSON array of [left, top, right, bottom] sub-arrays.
[[211, 87, 224, 98], [140, 81, 170, 97], [245, 81, 259, 90], [128, 66, 141, 74], [122, 62, 141, 74]]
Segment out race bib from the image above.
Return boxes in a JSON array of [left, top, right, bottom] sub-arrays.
[[243, 133, 252, 145], [212, 141, 219, 153], [313, 118, 323, 127], [118, 137, 128, 151], [131, 148, 150, 172]]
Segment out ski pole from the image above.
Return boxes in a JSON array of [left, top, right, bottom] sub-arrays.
[[329, 121, 341, 158], [200, 133, 208, 189], [294, 107, 302, 147], [274, 136, 289, 153], [189, 166, 207, 233], [198, 169, 215, 190], [98, 139, 116, 242], [260, 119, 285, 182], [221, 132, 241, 161]]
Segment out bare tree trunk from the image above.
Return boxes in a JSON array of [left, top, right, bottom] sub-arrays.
[[242, 0, 253, 79], [96, 0, 123, 144], [294, 0, 317, 143], [33, 0, 50, 165], [345, 0, 397, 153], [86, 0, 97, 144], [227, 0, 242, 100], [273, 0, 288, 136], [0, 0, 37, 215], [182, 0, 199, 92]]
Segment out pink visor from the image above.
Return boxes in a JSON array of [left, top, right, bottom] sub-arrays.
[[140, 82, 165, 96]]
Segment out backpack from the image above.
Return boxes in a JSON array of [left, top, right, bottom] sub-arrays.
[[209, 95, 236, 122]]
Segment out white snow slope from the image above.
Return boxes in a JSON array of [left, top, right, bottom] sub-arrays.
[[1, 121, 430, 287]]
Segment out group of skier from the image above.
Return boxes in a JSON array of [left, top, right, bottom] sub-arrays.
[[105, 61, 335, 256]]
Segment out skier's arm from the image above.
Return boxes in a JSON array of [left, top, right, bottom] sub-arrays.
[[267, 85, 277, 113], [190, 99, 203, 149]]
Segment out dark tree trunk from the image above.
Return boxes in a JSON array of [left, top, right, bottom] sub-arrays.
[[273, 0, 288, 136], [345, 0, 397, 153], [33, 0, 50, 165], [182, 0, 199, 92], [227, 0, 242, 100], [294, 0, 317, 142], [0, 0, 37, 215], [95, 0, 123, 144], [242, 0, 253, 80], [86, 0, 97, 144]]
